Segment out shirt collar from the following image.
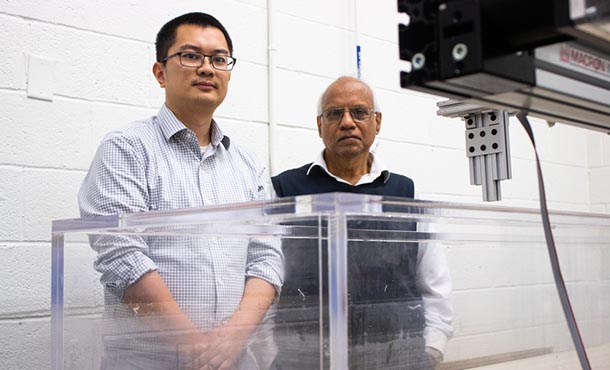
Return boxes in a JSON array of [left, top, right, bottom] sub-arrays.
[[157, 104, 230, 149], [307, 150, 390, 185]]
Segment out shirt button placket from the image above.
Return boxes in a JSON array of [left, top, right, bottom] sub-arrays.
[[199, 158, 207, 205]]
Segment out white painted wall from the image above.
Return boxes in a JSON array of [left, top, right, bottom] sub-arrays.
[[1, 1, 609, 369]]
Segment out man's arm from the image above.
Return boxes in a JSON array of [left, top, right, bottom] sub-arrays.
[[416, 222, 454, 361], [123, 272, 276, 370], [122, 272, 275, 337], [122, 270, 200, 333], [193, 277, 277, 370], [79, 134, 158, 298]]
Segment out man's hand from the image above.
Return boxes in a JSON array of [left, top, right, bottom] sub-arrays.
[[123, 274, 275, 370], [185, 277, 276, 370], [184, 323, 249, 370], [425, 346, 444, 369]]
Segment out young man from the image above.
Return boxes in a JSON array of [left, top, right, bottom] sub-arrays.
[[272, 76, 453, 370], [79, 13, 282, 370]]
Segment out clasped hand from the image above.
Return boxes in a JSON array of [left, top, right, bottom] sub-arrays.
[[182, 324, 249, 370]]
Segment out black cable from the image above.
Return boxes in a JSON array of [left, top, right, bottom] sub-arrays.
[[515, 112, 592, 370]]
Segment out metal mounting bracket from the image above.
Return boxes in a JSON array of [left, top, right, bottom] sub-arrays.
[[438, 100, 512, 201]]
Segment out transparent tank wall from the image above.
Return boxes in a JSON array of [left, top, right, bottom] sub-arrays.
[[51, 193, 610, 370]]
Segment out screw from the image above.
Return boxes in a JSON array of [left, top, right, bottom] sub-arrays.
[[452, 43, 468, 61], [412, 53, 426, 70]]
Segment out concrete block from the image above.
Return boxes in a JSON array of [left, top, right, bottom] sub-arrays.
[[500, 154, 591, 210], [276, 0, 351, 29], [0, 318, 50, 370], [21, 169, 84, 241], [0, 167, 24, 240], [603, 134, 610, 166], [1, 0, 260, 48], [601, 248, 610, 280], [505, 116, 537, 162], [590, 204, 607, 213], [29, 25, 148, 105], [377, 140, 480, 196], [358, 36, 401, 90], [216, 61, 269, 124], [444, 320, 574, 362], [146, 2, 269, 64], [510, 118, 589, 170], [565, 282, 610, 319], [52, 30, 150, 106], [217, 118, 270, 169], [451, 285, 561, 336], [587, 131, 604, 168], [273, 70, 328, 129], [272, 126, 324, 176], [356, 0, 401, 42], [62, 242, 104, 309], [86, 104, 159, 156], [590, 167, 610, 203], [539, 162, 589, 205], [147, 46, 166, 108], [0, 243, 51, 314], [236, 0, 266, 7], [4, 17, 151, 106], [499, 157, 538, 202], [557, 244, 603, 283], [533, 123, 589, 167], [275, 13, 354, 77], [62, 314, 105, 370], [447, 245, 552, 291], [221, 3, 268, 65], [0, 92, 97, 170], [373, 140, 433, 187], [374, 89, 444, 146], [416, 146, 479, 197], [0, 15, 27, 90]]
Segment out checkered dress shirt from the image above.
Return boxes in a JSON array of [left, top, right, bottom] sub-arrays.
[[78, 104, 283, 330]]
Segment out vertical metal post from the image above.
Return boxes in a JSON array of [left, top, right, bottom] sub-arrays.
[[51, 233, 64, 370], [327, 214, 349, 370]]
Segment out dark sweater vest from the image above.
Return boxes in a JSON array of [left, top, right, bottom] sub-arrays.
[[272, 163, 415, 198], [272, 164, 425, 351]]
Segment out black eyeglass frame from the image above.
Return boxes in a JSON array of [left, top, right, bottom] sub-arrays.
[[161, 51, 237, 71]]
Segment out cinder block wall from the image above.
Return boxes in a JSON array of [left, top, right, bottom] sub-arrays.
[[1, 1, 609, 369]]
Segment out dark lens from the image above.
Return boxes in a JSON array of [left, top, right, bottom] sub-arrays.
[[212, 55, 228, 67], [327, 109, 345, 122], [351, 107, 370, 121], [182, 52, 200, 61], [180, 52, 203, 67]]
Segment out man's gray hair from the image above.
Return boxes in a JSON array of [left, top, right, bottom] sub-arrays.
[[316, 76, 381, 116]]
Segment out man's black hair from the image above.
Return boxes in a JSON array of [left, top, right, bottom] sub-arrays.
[[155, 12, 233, 62]]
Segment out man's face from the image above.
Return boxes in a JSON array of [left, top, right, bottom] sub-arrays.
[[317, 78, 381, 160], [153, 24, 231, 113]]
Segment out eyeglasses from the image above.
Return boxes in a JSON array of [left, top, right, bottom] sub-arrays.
[[321, 107, 375, 123], [161, 51, 237, 71]]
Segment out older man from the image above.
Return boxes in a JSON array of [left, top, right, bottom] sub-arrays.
[[79, 12, 282, 370], [271, 76, 452, 370]]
